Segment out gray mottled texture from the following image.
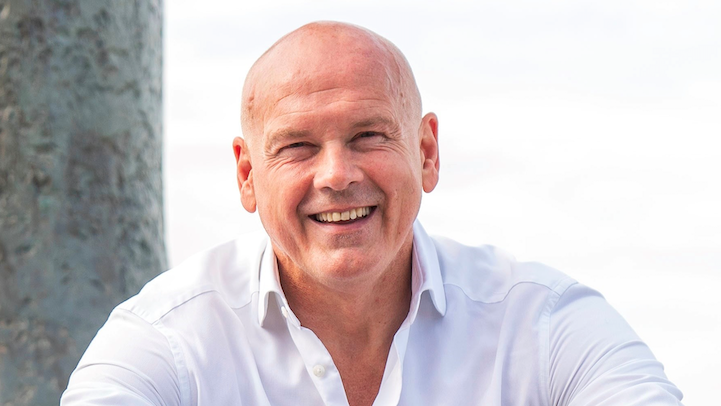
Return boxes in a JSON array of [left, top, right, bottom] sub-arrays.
[[0, 0, 165, 404]]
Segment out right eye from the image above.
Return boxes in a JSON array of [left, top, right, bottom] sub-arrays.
[[274, 141, 317, 162]]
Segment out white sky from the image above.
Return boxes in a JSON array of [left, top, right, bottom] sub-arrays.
[[163, 1, 720, 403]]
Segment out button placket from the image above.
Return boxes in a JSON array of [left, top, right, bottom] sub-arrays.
[[287, 325, 348, 404], [273, 295, 347, 403]]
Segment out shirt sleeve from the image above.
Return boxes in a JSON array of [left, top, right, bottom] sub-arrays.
[[60, 308, 183, 406], [548, 283, 683, 405]]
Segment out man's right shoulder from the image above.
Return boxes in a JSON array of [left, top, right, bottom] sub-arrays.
[[118, 231, 269, 324]]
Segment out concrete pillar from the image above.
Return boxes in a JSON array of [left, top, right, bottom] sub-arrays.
[[0, 1, 165, 404]]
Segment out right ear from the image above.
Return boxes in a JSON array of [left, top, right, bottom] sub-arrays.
[[233, 137, 256, 213]]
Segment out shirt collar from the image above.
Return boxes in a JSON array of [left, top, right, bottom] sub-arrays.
[[410, 220, 447, 317], [256, 219, 447, 326], [257, 237, 285, 326]]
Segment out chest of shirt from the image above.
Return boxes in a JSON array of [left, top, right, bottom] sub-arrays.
[[160, 285, 552, 406]]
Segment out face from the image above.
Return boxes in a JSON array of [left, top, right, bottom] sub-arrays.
[[234, 35, 439, 289]]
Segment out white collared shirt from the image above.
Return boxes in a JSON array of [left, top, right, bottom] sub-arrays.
[[61, 221, 683, 405]]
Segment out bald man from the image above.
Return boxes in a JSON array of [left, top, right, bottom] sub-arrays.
[[61, 22, 683, 406]]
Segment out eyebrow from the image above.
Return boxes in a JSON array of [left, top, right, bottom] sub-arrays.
[[264, 115, 399, 151]]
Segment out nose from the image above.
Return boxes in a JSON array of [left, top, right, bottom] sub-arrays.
[[313, 143, 363, 191]]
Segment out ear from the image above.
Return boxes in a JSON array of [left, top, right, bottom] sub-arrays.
[[418, 112, 440, 193], [233, 137, 257, 213]]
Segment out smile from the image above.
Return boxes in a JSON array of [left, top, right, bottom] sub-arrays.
[[314, 207, 373, 223]]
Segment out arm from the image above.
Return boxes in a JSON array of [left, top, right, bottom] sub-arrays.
[[548, 283, 683, 405], [61, 309, 182, 406]]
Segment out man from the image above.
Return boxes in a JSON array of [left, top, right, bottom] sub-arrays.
[[61, 22, 683, 405]]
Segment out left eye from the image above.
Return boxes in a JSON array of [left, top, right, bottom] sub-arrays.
[[357, 131, 379, 139]]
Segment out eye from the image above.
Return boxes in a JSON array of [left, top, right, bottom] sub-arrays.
[[356, 131, 381, 139], [277, 141, 311, 153], [274, 141, 317, 161]]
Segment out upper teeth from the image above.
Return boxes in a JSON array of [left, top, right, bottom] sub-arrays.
[[315, 207, 371, 223]]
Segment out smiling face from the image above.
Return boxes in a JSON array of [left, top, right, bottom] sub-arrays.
[[234, 23, 439, 290]]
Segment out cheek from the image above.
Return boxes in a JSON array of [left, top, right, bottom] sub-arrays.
[[372, 150, 423, 186], [372, 162, 423, 210], [256, 167, 309, 217]]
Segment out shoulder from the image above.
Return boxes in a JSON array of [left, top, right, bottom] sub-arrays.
[[119, 231, 269, 324], [62, 232, 270, 405], [429, 234, 577, 304]]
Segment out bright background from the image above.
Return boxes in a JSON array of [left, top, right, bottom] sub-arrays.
[[163, 1, 720, 403]]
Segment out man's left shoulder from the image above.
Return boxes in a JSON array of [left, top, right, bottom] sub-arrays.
[[428, 234, 577, 303]]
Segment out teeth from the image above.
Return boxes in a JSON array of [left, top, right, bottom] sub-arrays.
[[315, 207, 371, 223]]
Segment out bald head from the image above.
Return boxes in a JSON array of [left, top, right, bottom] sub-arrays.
[[241, 22, 422, 142]]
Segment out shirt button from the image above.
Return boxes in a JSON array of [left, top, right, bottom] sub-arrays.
[[312, 365, 326, 377], [280, 306, 289, 318]]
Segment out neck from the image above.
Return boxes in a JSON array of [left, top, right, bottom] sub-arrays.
[[277, 244, 413, 347]]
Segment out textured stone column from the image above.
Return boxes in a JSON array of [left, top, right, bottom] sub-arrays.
[[0, 1, 165, 404]]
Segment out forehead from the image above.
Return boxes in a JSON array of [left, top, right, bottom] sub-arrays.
[[265, 60, 401, 139], [243, 29, 408, 140]]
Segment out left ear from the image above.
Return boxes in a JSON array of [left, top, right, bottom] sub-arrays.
[[418, 112, 440, 192]]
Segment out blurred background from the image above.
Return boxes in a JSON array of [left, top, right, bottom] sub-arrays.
[[165, 0, 719, 404]]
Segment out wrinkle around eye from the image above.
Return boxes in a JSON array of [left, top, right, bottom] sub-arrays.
[[268, 142, 318, 163]]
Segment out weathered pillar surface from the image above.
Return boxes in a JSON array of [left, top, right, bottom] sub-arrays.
[[0, 0, 165, 404]]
